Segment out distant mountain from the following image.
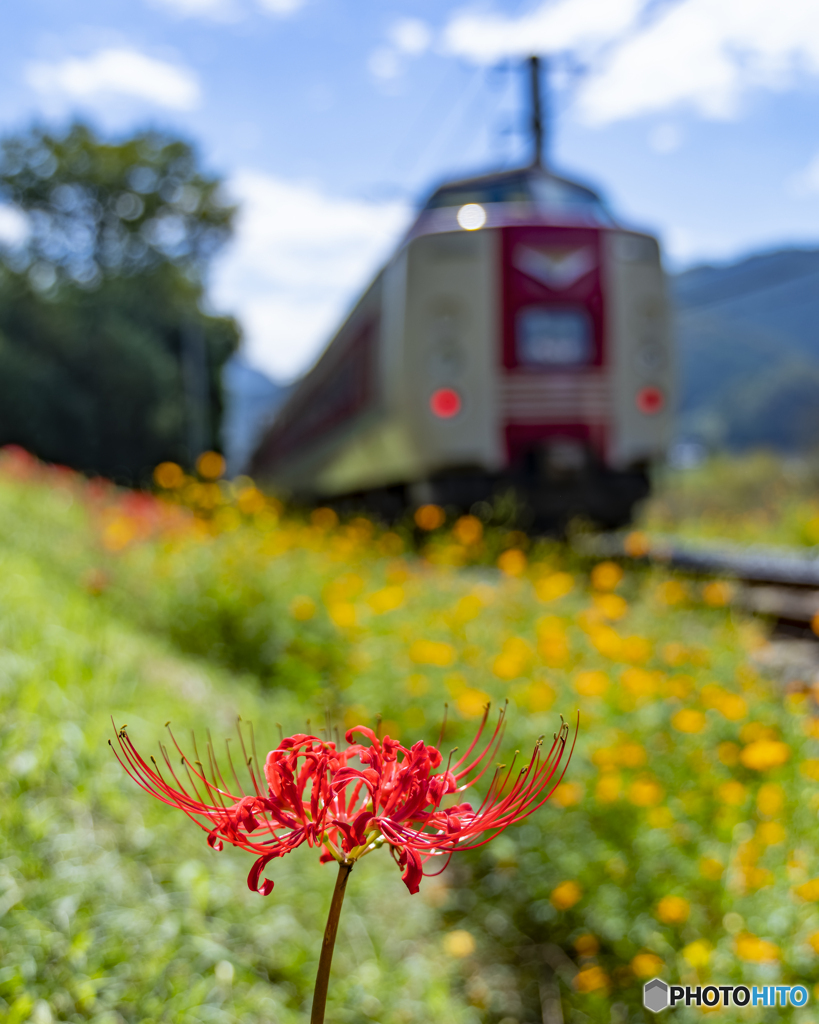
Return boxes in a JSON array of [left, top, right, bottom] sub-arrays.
[[221, 356, 288, 476], [671, 248, 819, 451]]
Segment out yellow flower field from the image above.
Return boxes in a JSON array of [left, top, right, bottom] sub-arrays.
[[3, 447, 819, 1023]]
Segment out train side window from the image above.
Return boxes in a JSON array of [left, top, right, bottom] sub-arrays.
[[516, 307, 594, 367]]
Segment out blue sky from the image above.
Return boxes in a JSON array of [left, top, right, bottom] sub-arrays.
[[2, 0, 819, 379]]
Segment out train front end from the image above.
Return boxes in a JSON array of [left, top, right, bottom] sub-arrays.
[[403, 167, 673, 527]]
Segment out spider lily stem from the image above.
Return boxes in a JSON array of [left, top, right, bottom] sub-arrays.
[[311, 860, 353, 1024]]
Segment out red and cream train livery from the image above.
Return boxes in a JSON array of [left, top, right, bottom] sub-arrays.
[[251, 166, 672, 528]]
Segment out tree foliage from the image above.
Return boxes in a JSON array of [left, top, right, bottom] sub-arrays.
[[0, 123, 239, 482]]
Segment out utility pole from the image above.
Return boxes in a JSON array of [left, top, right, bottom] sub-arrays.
[[529, 55, 546, 169]]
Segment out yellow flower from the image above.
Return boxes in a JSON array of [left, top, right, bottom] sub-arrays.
[[550, 880, 582, 910], [311, 506, 339, 529], [498, 548, 527, 576], [327, 602, 356, 629], [367, 586, 405, 614], [236, 486, 266, 515], [574, 966, 609, 994], [740, 740, 790, 771], [757, 782, 785, 817], [415, 504, 445, 530], [196, 450, 225, 480], [595, 772, 621, 803], [538, 634, 571, 667], [452, 515, 483, 546], [617, 742, 647, 767], [795, 878, 819, 901], [624, 530, 650, 556], [153, 461, 184, 489], [801, 759, 819, 781], [702, 581, 733, 607], [716, 781, 746, 805], [662, 642, 687, 666], [453, 594, 483, 622], [552, 782, 584, 808], [807, 932, 819, 955], [682, 941, 711, 969], [592, 593, 628, 620], [444, 930, 475, 957], [524, 680, 556, 712], [492, 637, 532, 679], [672, 709, 706, 734], [656, 580, 688, 606], [590, 627, 623, 659], [735, 933, 779, 963], [574, 934, 599, 956], [632, 952, 664, 978], [620, 635, 652, 664], [621, 668, 658, 697], [700, 857, 723, 880], [628, 776, 663, 806], [456, 688, 491, 719], [656, 895, 690, 925], [701, 685, 747, 721], [289, 595, 316, 621], [535, 572, 574, 602], [756, 821, 786, 846], [591, 561, 623, 591], [574, 670, 609, 697], [409, 639, 456, 667]]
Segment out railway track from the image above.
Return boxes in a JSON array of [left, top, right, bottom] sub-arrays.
[[577, 532, 819, 683]]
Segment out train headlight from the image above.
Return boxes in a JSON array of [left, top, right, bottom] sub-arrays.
[[457, 204, 486, 231], [636, 386, 664, 414], [430, 388, 462, 418]]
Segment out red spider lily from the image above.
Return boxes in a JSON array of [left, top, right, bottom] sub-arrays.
[[111, 705, 575, 896]]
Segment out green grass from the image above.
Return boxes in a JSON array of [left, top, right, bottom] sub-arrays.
[[4, 453, 819, 1023]]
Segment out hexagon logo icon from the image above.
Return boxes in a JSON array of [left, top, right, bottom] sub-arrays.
[[644, 978, 669, 1013]]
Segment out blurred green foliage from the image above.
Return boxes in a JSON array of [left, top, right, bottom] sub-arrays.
[[643, 452, 819, 547], [4, 450, 819, 1023], [0, 124, 238, 482]]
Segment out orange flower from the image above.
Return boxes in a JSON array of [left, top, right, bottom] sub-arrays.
[[551, 880, 582, 910], [656, 895, 690, 925]]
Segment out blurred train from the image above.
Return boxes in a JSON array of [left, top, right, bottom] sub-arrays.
[[251, 67, 673, 529]]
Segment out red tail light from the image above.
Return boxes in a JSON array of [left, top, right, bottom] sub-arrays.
[[430, 388, 462, 418], [636, 386, 664, 415]]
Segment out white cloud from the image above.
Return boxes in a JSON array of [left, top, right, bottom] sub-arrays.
[[443, 0, 643, 64], [0, 205, 29, 249], [576, 0, 819, 125], [390, 18, 432, 56], [26, 48, 201, 111], [210, 172, 410, 381], [442, 0, 819, 125]]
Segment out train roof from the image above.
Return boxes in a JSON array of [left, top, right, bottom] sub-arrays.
[[419, 166, 615, 227]]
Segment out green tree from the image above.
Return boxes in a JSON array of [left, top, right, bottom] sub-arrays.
[[0, 122, 239, 483]]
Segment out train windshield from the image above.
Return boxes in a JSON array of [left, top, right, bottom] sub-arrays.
[[424, 171, 614, 225]]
